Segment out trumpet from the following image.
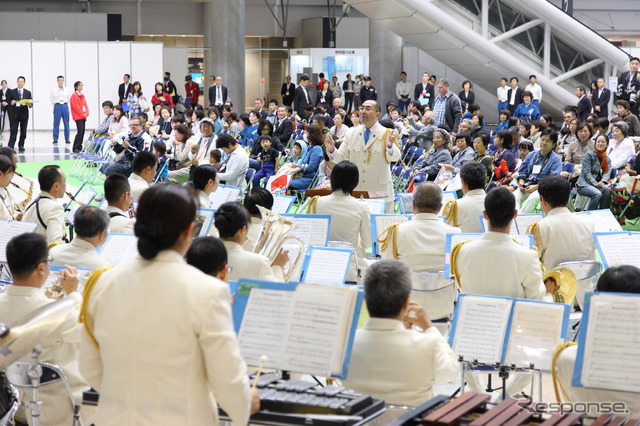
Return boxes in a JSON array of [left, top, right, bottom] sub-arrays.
[[253, 206, 306, 282]]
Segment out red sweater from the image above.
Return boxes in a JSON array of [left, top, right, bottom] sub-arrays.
[[70, 91, 89, 121]]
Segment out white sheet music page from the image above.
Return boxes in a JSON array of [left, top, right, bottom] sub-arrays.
[[505, 301, 565, 370], [358, 198, 385, 215], [303, 249, 351, 285], [482, 217, 518, 234], [286, 217, 329, 246], [0, 221, 39, 263], [595, 233, 640, 268], [577, 210, 622, 233], [99, 234, 138, 265], [208, 186, 241, 210], [279, 285, 353, 377], [515, 214, 544, 235], [374, 215, 409, 239], [237, 288, 294, 369], [451, 295, 513, 364], [271, 196, 293, 214], [581, 294, 640, 393]]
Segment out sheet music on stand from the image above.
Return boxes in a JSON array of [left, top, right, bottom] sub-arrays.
[[593, 232, 640, 269], [480, 214, 544, 235], [370, 214, 412, 257], [271, 194, 295, 214], [357, 198, 386, 215], [573, 292, 640, 393], [194, 208, 215, 238], [208, 184, 242, 210], [444, 233, 533, 278], [398, 191, 457, 216], [576, 209, 622, 232], [449, 294, 569, 370], [300, 246, 352, 285], [97, 233, 138, 265], [232, 280, 363, 378], [281, 214, 331, 246], [65, 187, 98, 224], [0, 220, 39, 263]]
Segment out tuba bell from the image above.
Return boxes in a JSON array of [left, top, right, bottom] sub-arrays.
[[543, 267, 577, 304], [253, 206, 306, 282]]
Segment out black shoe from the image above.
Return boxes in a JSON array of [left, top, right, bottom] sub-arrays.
[[52, 141, 58, 145], [65, 140, 71, 144], [18, 148, 25, 153]]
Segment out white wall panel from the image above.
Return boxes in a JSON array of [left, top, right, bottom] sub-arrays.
[[31, 42, 66, 130], [65, 42, 100, 129], [131, 42, 164, 111], [97, 41, 132, 119]]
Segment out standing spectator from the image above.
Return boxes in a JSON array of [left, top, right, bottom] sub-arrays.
[[507, 77, 523, 115], [163, 71, 178, 106], [280, 75, 295, 107], [329, 75, 343, 101], [617, 56, 640, 116], [497, 78, 509, 114], [343, 74, 356, 114], [118, 73, 131, 106], [592, 77, 611, 118], [293, 74, 311, 120], [7, 76, 33, 152], [396, 71, 412, 114], [126, 81, 148, 119], [151, 82, 175, 109], [70, 81, 89, 153], [209, 75, 228, 108], [414, 72, 434, 109], [316, 80, 334, 107], [184, 75, 200, 107], [360, 76, 377, 102], [50, 75, 71, 146], [316, 72, 328, 91], [0, 80, 8, 139], [576, 85, 591, 122], [353, 74, 364, 111], [524, 75, 543, 108], [432, 78, 462, 135], [458, 80, 475, 113]]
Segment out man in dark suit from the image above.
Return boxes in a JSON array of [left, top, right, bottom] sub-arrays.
[[7, 76, 33, 152], [617, 57, 640, 116], [208, 75, 228, 108], [414, 72, 434, 109], [118, 74, 132, 106], [592, 78, 611, 118], [576, 85, 591, 121], [280, 76, 295, 107], [293, 74, 311, 120], [252, 98, 268, 121], [272, 105, 293, 150], [163, 72, 178, 106], [507, 77, 524, 115]]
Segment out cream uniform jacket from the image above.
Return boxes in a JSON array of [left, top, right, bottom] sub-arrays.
[[243, 216, 263, 252], [382, 213, 461, 272], [0, 286, 86, 425], [23, 191, 66, 244], [312, 192, 371, 282], [532, 207, 596, 270], [105, 205, 135, 234], [128, 173, 150, 202], [0, 187, 18, 220], [330, 122, 401, 212], [446, 189, 485, 233], [455, 232, 550, 301], [50, 238, 110, 270], [343, 318, 459, 407], [79, 250, 251, 426], [222, 240, 284, 282]]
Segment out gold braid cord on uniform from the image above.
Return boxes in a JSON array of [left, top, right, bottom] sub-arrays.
[[442, 200, 458, 227], [450, 241, 469, 289], [377, 223, 400, 259], [551, 342, 577, 404], [526, 222, 545, 260], [78, 265, 115, 349], [47, 241, 64, 250], [306, 196, 320, 214], [382, 129, 401, 165]]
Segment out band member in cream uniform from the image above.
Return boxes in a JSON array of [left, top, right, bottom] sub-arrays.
[[23, 165, 67, 244], [325, 100, 401, 212], [0, 154, 19, 220]]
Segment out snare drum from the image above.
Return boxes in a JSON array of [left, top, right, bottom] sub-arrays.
[[0, 371, 19, 425]]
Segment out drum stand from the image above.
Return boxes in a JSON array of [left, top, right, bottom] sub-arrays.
[[26, 346, 43, 426]]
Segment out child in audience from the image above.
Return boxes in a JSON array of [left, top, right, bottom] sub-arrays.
[[152, 141, 169, 182], [252, 136, 280, 188]]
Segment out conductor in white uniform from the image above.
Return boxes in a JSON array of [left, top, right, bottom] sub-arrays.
[[23, 165, 67, 244], [325, 100, 402, 212]]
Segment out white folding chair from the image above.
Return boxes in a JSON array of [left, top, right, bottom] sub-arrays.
[[557, 260, 602, 310], [411, 271, 457, 336]]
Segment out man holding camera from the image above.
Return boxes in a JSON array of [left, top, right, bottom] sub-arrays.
[[515, 128, 562, 213]]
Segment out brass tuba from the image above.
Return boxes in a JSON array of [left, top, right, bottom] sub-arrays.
[[543, 267, 577, 304], [253, 206, 306, 282]]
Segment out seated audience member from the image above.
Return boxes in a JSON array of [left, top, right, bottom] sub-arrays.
[[563, 122, 594, 179], [529, 120, 546, 148], [151, 141, 169, 182], [442, 132, 475, 175], [527, 176, 595, 271], [166, 124, 199, 185], [23, 165, 67, 244], [128, 151, 158, 202], [472, 132, 493, 179], [576, 134, 612, 211], [215, 202, 286, 282], [100, 117, 148, 177], [186, 236, 230, 282], [242, 187, 273, 251], [252, 135, 280, 188], [92, 100, 114, 136], [492, 130, 517, 182], [104, 174, 135, 234], [379, 182, 460, 271], [289, 125, 324, 191], [0, 233, 90, 425], [50, 206, 111, 270], [494, 109, 511, 133], [209, 149, 223, 172], [607, 121, 635, 171], [342, 259, 459, 406], [192, 164, 219, 209], [216, 134, 250, 190], [554, 265, 640, 419], [616, 100, 640, 136], [443, 162, 487, 232], [515, 128, 562, 213], [451, 187, 550, 300], [308, 161, 371, 282], [415, 128, 453, 181]]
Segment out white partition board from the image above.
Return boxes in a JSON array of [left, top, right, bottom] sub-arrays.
[[131, 42, 164, 105], [31, 42, 67, 130], [0, 41, 32, 86], [98, 41, 132, 109], [65, 42, 100, 129]]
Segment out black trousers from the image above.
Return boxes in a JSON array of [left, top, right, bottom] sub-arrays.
[[73, 119, 86, 152], [8, 112, 28, 149]]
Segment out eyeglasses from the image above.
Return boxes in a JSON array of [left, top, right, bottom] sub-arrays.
[[39, 256, 53, 265], [226, 265, 233, 273], [129, 124, 140, 127]]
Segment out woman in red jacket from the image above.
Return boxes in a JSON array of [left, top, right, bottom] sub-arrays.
[[70, 81, 89, 153], [151, 82, 176, 110]]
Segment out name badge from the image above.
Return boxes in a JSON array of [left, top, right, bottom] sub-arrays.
[[532, 164, 542, 175]]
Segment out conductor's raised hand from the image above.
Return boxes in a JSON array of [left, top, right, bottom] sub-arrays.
[[403, 301, 432, 331], [387, 130, 397, 148], [324, 134, 336, 153]]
